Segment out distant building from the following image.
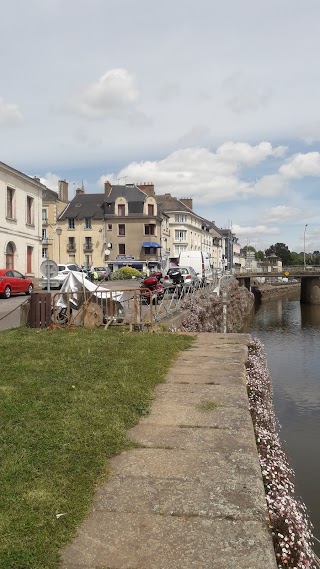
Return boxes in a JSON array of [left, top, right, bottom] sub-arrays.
[[155, 193, 223, 268], [41, 180, 69, 262], [57, 182, 164, 272]]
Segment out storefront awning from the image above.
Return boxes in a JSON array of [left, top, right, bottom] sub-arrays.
[[142, 241, 161, 248]]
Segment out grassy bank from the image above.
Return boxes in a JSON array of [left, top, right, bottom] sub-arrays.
[[0, 327, 194, 569]]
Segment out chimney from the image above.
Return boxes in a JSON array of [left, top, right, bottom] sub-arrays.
[[137, 182, 155, 197], [180, 198, 193, 210], [58, 179, 69, 202], [104, 181, 112, 197]]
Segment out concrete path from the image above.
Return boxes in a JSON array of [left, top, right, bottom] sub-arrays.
[[60, 333, 277, 569]]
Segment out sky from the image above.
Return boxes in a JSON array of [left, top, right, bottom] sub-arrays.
[[1, 0, 320, 254]]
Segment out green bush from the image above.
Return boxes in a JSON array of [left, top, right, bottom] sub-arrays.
[[111, 266, 142, 280]]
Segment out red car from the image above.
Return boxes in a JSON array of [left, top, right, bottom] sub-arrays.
[[0, 269, 33, 299]]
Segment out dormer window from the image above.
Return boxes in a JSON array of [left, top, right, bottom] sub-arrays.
[[148, 204, 154, 216], [118, 204, 125, 216]]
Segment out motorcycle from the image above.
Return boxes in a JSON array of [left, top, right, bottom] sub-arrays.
[[140, 271, 164, 304]]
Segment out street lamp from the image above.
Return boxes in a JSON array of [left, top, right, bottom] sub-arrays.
[[56, 226, 62, 263], [303, 224, 308, 271]]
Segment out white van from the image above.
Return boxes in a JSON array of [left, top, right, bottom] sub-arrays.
[[178, 250, 213, 284]]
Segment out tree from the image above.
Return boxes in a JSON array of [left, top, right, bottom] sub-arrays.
[[265, 243, 291, 265], [256, 250, 265, 261]]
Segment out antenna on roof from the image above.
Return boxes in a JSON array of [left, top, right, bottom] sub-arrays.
[[116, 176, 127, 184]]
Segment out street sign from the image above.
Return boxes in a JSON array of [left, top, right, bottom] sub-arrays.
[[40, 260, 58, 292], [40, 260, 58, 278], [284, 271, 289, 277]]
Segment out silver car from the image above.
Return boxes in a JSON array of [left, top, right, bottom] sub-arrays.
[[163, 266, 200, 291]]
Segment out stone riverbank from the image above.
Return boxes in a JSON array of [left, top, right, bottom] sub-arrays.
[[60, 333, 277, 569]]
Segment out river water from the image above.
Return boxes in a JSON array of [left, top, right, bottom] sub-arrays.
[[243, 289, 320, 554]]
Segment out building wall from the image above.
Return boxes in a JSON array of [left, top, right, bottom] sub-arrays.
[[41, 197, 68, 262], [0, 165, 42, 277], [105, 216, 162, 270]]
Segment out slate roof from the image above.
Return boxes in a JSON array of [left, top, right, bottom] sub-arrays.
[[156, 194, 223, 236], [58, 184, 151, 220], [58, 193, 105, 220], [155, 194, 193, 214], [42, 187, 59, 202]]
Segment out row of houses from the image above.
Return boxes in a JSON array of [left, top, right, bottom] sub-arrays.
[[2, 159, 266, 278]]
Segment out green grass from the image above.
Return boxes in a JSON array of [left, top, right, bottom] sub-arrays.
[[197, 401, 220, 412], [0, 327, 194, 569]]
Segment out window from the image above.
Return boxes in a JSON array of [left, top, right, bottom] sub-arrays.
[[174, 245, 187, 256], [7, 187, 15, 219], [175, 214, 187, 223], [42, 248, 48, 258], [175, 230, 187, 241], [42, 208, 48, 223], [118, 224, 125, 236], [5, 242, 14, 269], [68, 237, 76, 250], [144, 247, 157, 255], [27, 246, 33, 273], [26, 196, 34, 225], [144, 224, 156, 235], [119, 243, 126, 255], [84, 237, 92, 249], [42, 229, 48, 240], [84, 217, 92, 229], [148, 204, 154, 216], [68, 218, 75, 230], [118, 204, 125, 216], [107, 224, 113, 231]]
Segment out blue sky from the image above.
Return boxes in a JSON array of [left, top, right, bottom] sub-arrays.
[[1, 0, 320, 253]]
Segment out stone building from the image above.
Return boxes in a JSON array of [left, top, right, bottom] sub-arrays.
[[0, 161, 44, 277]]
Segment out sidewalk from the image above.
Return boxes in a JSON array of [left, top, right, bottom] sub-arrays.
[[60, 333, 277, 569]]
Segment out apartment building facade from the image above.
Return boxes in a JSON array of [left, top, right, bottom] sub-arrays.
[[0, 161, 44, 277], [41, 180, 69, 262], [155, 194, 224, 269], [56, 182, 166, 272]]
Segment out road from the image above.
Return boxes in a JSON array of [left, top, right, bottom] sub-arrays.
[[0, 295, 29, 331]]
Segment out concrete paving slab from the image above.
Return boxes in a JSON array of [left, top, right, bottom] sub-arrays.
[[128, 424, 257, 454], [108, 448, 262, 480], [93, 474, 268, 521], [141, 402, 255, 433], [153, 382, 249, 408], [60, 513, 277, 569], [165, 367, 247, 385]]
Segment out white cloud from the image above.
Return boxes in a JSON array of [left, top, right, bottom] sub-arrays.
[[216, 141, 287, 165], [222, 72, 272, 113], [38, 173, 60, 191], [67, 68, 142, 121], [98, 142, 286, 204], [232, 224, 279, 236], [279, 152, 320, 179], [254, 174, 288, 197], [0, 97, 23, 126], [265, 205, 303, 222]]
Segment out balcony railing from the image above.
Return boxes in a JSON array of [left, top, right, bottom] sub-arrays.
[[67, 243, 76, 252], [83, 243, 93, 253]]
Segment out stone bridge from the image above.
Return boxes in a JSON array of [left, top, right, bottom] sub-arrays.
[[233, 266, 320, 305]]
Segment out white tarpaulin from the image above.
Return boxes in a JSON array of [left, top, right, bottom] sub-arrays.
[[55, 272, 123, 309]]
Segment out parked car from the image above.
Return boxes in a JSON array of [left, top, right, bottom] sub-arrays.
[[41, 263, 87, 290], [0, 269, 33, 299], [163, 266, 200, 292], [90, 267, 111, 281]]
